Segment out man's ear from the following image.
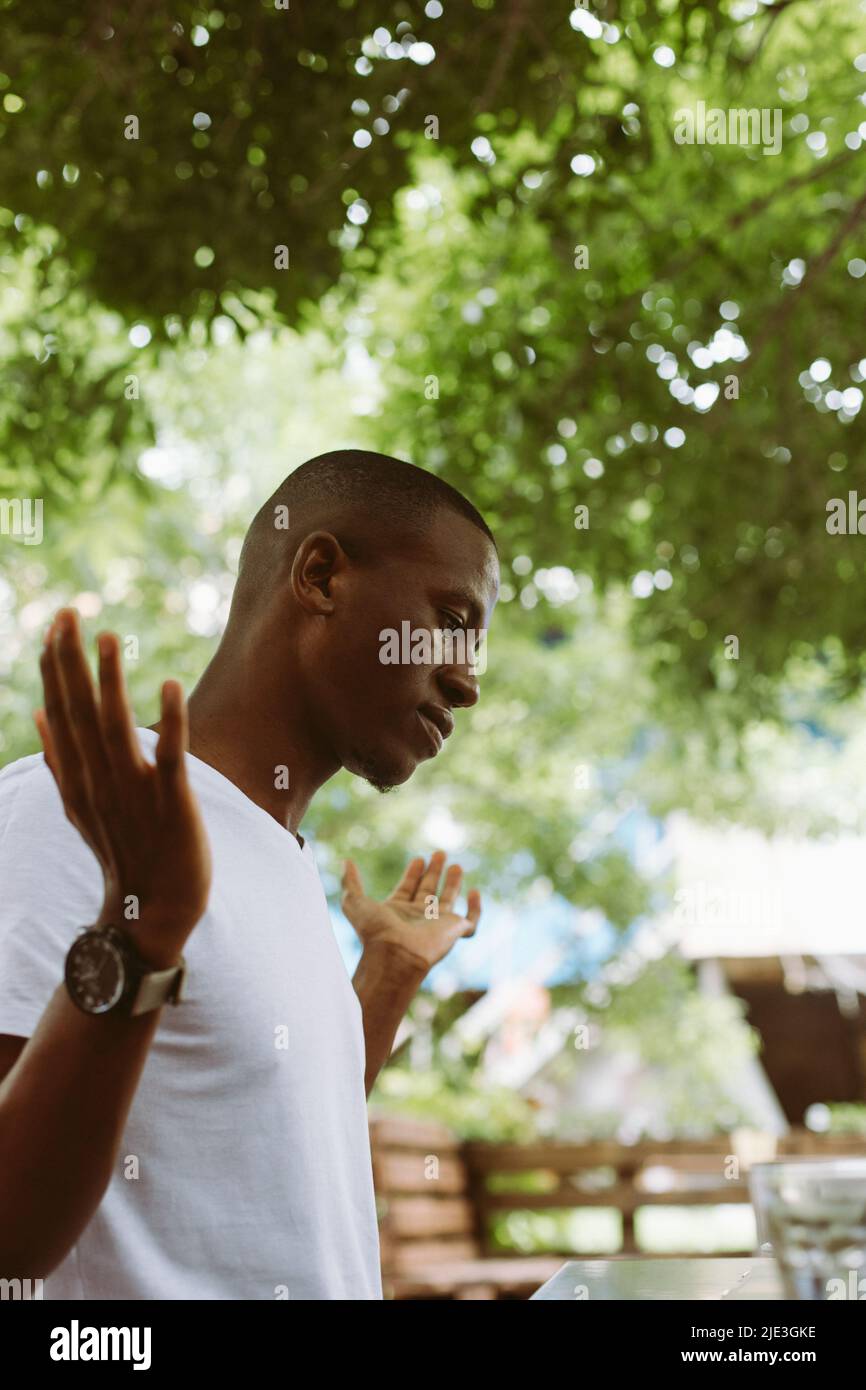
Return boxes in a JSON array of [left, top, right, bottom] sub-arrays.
[[290, 531, 348, 615]]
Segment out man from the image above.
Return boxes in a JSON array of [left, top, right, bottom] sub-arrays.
[[0, 449, 500, 1300]]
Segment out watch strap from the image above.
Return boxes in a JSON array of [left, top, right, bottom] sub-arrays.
[[127, 955, 187, 1016]]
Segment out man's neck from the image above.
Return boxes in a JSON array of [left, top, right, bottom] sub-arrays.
[[148, 648, 339, 839]]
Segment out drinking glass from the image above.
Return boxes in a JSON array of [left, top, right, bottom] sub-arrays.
[[749, 1158, 866, 1300]]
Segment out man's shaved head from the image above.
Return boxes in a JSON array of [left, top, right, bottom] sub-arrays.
[[234, 449, 496, 614]]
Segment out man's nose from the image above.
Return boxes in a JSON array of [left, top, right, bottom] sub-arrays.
[[438, 666, 480, 710]]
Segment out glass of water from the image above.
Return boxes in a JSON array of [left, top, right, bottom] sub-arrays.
[[749, 1159, 866, 1300]]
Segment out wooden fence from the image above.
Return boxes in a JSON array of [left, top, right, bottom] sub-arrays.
[[464, 1130, 866, 1257], [371, 1112, 866, 1294]]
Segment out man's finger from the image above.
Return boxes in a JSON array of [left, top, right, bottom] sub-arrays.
[[388, 856, 425, 902], [98, 632, 145, 782], [414, 850, 446, 902], [39, 628, 111, 861], [463, 888, 482, 938], [341, 858, 365, 903], [439, 863, 463, 912], [33, 708, 58, 783], [53, 609, 113, 801], [40, 629, 87, 804], [155, 680, 189, 792]]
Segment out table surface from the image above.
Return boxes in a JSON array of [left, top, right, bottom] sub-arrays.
[[530, 1257, 783, 1301]]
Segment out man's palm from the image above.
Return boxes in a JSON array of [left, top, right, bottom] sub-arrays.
[[341, 850, 481, 972]]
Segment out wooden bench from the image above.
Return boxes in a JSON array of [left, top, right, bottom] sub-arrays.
[[369, 1113, 562, 1299]]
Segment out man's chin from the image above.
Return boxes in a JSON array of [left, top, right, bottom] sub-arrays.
[[367, 775, 399, 795], [346, 746, 416, 794]]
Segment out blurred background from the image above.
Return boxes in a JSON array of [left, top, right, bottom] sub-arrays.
[[2, 0, 866, 1283]]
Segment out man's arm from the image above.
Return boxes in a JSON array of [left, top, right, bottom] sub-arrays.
[[352, 943, 426, 1096], [0, 610, 211, 1278], [345, 852, 481, 1095], [0, 975, 167, 1278]]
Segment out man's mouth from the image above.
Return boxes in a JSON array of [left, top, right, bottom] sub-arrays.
[[417, 710, 444, 755], [416, 704, 454, 756]]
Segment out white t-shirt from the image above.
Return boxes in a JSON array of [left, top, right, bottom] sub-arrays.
[[0, 729, 382, 1300]]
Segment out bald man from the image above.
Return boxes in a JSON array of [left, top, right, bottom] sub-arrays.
[[0, 451, 500, 1300]]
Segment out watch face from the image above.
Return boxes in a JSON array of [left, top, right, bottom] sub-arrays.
[[66, 931, 126, 1014]]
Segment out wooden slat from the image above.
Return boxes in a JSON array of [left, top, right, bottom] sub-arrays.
[[389, 1238, 479, 1273], [480, 1186, 752, 1213], [639, 1154, 742, 1171], [375, 1151, 467, 1195], [782, 1134, 866, 1155], [387, 1195, 476, 1238], [465, 1139, 756, 1172], [631, 1138, 766, 1156], [369, 1113, 461, 1151], [465, 1141, 632, 1171], [466, 1134, 866, 1174]]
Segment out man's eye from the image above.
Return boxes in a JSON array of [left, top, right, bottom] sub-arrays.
[[442, 612, 465, 632]]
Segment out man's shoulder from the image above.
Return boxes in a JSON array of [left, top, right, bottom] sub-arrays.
[[0, 749, 102, 1036], [0, 747, 58, 819], [0, 747, 90, 871]]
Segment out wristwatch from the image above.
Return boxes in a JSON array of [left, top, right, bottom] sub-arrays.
[[64, 925, 187, 1017]]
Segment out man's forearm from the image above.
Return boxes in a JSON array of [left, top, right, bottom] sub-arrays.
[[0, 981, 163, 1279], [352, 943, 427, 1096]]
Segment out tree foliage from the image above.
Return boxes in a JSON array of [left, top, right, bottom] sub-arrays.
[[2, 0, 864, 707], [2, 1, 865, 997]]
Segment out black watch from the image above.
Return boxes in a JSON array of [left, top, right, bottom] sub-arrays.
[[65, 925, 187, 1017]]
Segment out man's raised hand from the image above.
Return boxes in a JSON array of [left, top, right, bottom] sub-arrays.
[[341, 850, 481, 974], [34, 608, 212, 969]]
